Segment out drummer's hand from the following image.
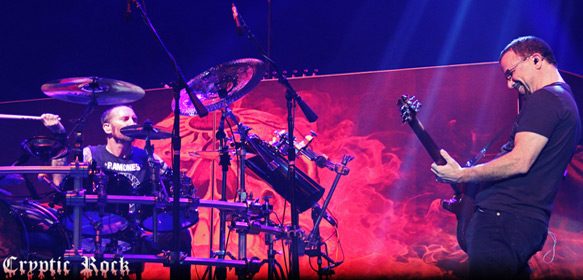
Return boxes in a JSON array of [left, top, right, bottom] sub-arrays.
[[41, 113, 65, 134]]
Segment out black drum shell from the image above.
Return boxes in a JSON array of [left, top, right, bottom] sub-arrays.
[[245, 135, 324, 213]]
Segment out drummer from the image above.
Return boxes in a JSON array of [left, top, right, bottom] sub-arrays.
[[43, 105, 192, 277]]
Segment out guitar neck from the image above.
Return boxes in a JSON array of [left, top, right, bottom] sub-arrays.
[[408, 118, 446, 165]]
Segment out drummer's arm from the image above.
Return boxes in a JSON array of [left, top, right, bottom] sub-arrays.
[[83, 147, 93, 164], [41, 113, 68, 185], [40, 113, 65, 134], [50, 156, 67, 186]]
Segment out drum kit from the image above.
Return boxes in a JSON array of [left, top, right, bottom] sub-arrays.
[[0, 57, 353, 278]]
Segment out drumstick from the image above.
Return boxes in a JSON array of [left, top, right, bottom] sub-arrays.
[[0, 113, 43, 121]]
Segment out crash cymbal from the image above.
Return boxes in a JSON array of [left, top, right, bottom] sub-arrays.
[[120, 123, 172, 140], [188, 150, 256, 160], [174, 58, 266, 116], [41, 77, 145, 105]]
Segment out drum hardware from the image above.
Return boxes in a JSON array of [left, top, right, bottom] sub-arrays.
[[231, 4, 319, 276], [62, 252, 263, 269], [0, 164, 89, 258], [259, 197, 287, 280], [244, 134, 325, 213], [129, 1, 209, 276], [207, 106, 254, 280], [188, 150, 256, 160], [9, 152, 41, 200], [271, 129, 346, 173], [121, 120, 172, 246], [304, 154, 353, 279], [60, 171, 132, 237]]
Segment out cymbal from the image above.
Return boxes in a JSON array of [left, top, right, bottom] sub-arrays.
[[120, 124, 172, 140], [41, 77, 145, 105], [188, 150, 256, 160], [174, 58, 266, 116]]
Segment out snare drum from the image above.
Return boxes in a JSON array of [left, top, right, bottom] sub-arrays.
[[0, 199, 69, 260]]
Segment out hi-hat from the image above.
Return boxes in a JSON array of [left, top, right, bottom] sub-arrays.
[[173, 58, 266, 116], [120, 123, 172, 140], [41, 77, 145, 105]]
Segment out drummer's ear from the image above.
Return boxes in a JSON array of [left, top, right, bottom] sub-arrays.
[[102, 122, 112, 134]]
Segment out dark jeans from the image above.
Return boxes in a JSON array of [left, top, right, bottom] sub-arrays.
[[466, 208, 548, 279]]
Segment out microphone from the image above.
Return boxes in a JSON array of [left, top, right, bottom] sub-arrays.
[[231, 3, 244, 35]]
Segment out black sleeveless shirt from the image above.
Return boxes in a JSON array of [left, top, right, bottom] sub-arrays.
[[88, 145, 150, 190]]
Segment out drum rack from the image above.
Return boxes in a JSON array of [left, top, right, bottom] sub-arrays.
[[0, 165, 278, 277]]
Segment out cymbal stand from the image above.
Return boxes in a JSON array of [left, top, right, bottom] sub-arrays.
[[142, 120, 161, 247], [231, 4, 318, 278], [213, 108, 231, 280], [231, 110, 250, 258], [93, 167, 108, 259], [132, 1, 209, 276], [305, 155, 352, 279], [261, 198, 284, 280], [67, 81, 98, 162]]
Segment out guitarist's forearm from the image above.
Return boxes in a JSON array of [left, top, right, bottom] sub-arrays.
[[462, 153, 526, 183], [460, 132, 547, 183]]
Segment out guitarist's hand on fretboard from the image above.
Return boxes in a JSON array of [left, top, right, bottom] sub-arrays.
[[431, 149, 465, 184]]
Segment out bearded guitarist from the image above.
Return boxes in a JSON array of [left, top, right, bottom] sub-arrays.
[[431, 36, 581, 279]]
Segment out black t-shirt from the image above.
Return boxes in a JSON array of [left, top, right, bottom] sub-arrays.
[[88, 145, 150, 191], [476, 82, 581, 225]]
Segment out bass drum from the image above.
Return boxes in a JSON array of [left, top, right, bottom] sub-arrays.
[[244, 134, 325, 213], [0, 199, 69, 260]]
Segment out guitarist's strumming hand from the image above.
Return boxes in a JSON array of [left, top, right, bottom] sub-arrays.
[[431, 149, 465, 184]]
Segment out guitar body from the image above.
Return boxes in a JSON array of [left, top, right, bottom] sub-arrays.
[[398, 95, 476, 252], [442, 193, 475, 252]]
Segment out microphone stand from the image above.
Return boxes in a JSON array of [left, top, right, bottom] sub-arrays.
[[132, 1, 209, 278], [231, 3, 318, 278]]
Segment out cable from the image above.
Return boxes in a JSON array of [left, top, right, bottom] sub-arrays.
[[542, 230, 557, 263]]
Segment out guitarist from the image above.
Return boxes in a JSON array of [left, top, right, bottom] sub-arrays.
[[431, 36, 581, 279]]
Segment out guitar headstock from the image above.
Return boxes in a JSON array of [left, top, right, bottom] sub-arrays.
[[397, 95, 422, 124]]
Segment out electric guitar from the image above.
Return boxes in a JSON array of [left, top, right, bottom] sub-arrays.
[[397, 95, 475, 252]]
